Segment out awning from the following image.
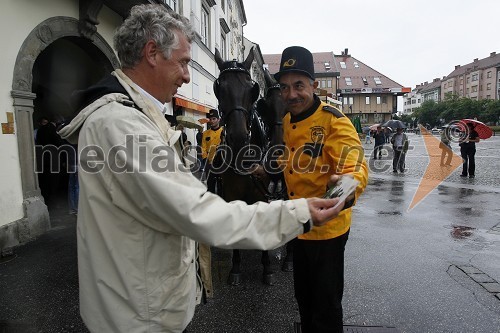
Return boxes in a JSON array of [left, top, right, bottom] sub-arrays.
[[174, 95, 211, 113]]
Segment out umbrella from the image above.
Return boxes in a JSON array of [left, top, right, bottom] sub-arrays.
[[382, 119, 406, 129], [362, 126, 371, 134], [457, 119, 493, 140], [369, 123, 381, 131], [176, 115, 203, 131]]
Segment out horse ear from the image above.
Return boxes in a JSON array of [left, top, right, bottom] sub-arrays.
[[243, 46, 255, 71], [264, 68, 276, 88], [215, 48, 225, 70]]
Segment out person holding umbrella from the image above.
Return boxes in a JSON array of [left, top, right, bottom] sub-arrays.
[[459, 122, 480, 178], [391, 127, 409, 173]]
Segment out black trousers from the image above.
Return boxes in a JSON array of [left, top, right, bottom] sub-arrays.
[[293, 231, 349, 333], [374, 144, 383, 159], [461, 146, 476, 176], [393, 149, 406, 172]]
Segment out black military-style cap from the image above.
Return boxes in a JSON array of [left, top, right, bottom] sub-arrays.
[[274, 46, 315, 81], [207, 109, 220, 118]]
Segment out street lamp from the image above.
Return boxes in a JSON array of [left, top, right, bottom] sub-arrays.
[[411, 116, 416, 129]]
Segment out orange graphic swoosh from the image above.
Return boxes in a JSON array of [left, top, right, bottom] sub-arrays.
[[408, 126, 463, 211]]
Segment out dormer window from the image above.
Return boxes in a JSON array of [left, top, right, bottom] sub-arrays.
[[362, 77, 368, 86], [324, 62, 331, 70]]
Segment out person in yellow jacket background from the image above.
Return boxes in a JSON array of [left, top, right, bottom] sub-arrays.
[[201, 108, 223, 192], [275, 46, 369, 333]]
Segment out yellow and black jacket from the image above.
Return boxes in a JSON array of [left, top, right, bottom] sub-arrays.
[[281, 96, 369, 240], [201, 126, 223, 163]]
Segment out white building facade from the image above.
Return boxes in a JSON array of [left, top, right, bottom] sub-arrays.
[[0, 0, 247, 253]]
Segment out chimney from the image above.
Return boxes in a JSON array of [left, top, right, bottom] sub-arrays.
[[344, 48, 349, 56], [424, 81, 428, 85], [455, 65, 460, 69], [434, 78, 439, 82], [473, 58, 478, 62], [491, 52, 497, 57]]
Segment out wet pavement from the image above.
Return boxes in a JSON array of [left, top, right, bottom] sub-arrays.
[[1, 133, 499, 332]]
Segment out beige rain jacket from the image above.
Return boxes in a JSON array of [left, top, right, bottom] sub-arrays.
[[58, 70, 311, 333]]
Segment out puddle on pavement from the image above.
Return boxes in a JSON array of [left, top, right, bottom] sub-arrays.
[[449, 225, 476, 240]]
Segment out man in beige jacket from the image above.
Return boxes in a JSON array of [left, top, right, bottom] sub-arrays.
[[59, 4, 348, 333]]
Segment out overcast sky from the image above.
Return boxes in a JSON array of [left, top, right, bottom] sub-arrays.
[[242, 0, 499, 89]]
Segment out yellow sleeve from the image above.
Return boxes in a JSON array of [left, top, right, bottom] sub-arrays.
[[324, 116, 369, 203]]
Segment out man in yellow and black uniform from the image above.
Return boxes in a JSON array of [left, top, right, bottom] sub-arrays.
[[275, 46, 368, 332], [201, 108, 223, 192]]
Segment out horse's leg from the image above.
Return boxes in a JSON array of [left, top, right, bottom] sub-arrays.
[[227, 249, 241, 285], [282, 238, 296, 272], [261, 250, 275, 285]]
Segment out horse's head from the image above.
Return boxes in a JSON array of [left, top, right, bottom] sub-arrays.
[[214, 47, 260, 151], [256, 69, 286, 146]]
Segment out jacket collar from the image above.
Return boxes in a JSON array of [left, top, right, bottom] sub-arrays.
[[290, 95, 321, 123]]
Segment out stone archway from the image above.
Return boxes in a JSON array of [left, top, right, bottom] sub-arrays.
[[10, 16, 119, 242]]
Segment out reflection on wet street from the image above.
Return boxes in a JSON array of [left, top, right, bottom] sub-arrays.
[[346, 134, 500, 332]]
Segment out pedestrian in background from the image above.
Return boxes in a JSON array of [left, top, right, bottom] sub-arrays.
[[373, 126, 385, 159], [459, 122, 480, 178], [274, 45, 369, 333], [58, 5, 343, 332], [440, 127, 453, 166], [391, 127, 409, 173], [201, 109, 223, 191], [364, 130, 372, 144]]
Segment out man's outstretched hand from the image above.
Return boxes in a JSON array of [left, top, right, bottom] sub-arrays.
[[306, 197, 345, 227]]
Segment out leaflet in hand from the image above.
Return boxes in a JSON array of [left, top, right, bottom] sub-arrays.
[[323, 176, 359, 209]]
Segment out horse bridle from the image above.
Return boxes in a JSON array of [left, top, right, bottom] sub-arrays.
[[214, 62, 260, 147]]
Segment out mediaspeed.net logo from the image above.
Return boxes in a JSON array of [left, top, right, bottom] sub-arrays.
[[408, 122, 468, 211]]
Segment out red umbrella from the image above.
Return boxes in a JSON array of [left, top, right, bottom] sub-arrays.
[[457, 119, 493, 140]]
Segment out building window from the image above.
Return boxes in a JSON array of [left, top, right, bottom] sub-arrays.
[[220, 33, 226, 60], [374, 77, 382, 85], [487, 71, 492, 78], [472, 85, 478, 93], [164, 0, 178, 12], [487, 83, 491, 90], [345, 77, 352, 86], [466, 77, 470, 84], [382, 96, 387, 104], [353, 62, 359, 68], [444, 83, 447, 89], [324, 62, 331, 70], [340, 62, 347, 69], [362, 77, 368, 86], [221, 0, 225, 12], [327, 80, 332, 88], [460, 78, 463, 84], [349, 97, 353, 105], [201, 5, 210, 46], [472, 73, 478, 81], [365, 96, 370, 105], [417, 98, 421, 103]]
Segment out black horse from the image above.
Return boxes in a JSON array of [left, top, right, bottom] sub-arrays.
[[212, 48, 289, 285]]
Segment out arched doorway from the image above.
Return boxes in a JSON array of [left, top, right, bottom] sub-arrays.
[[11, 16, 119, 238], [33, 36, 114, 211]]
